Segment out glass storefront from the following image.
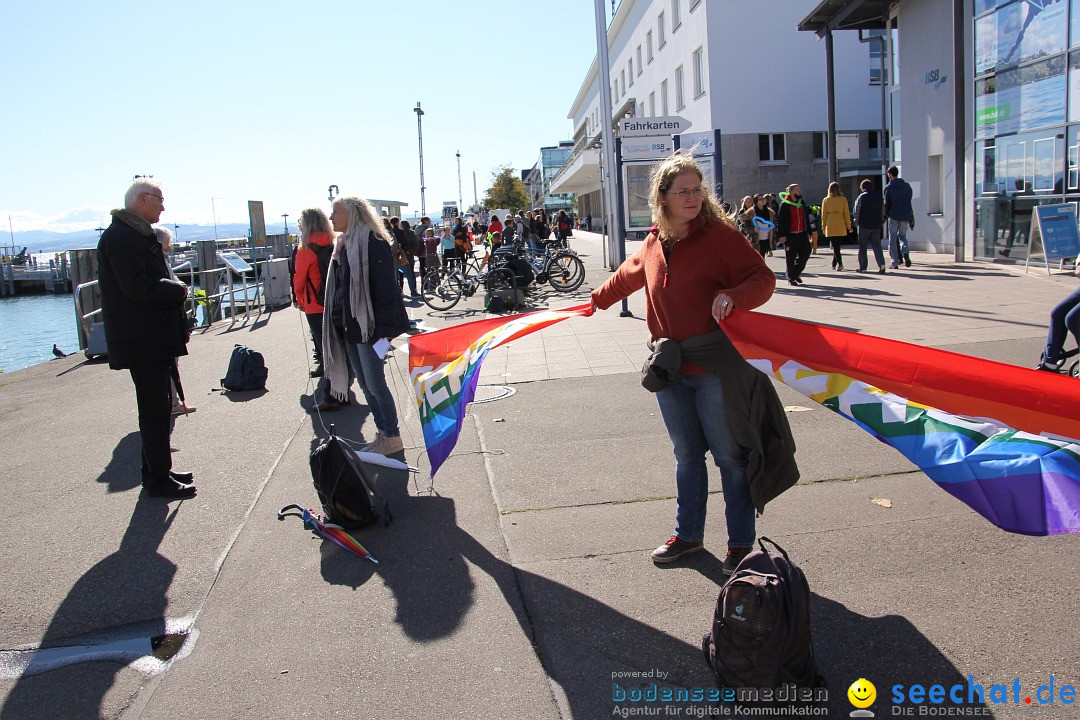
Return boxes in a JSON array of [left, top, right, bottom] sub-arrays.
[[974, 0, 1070, 260]]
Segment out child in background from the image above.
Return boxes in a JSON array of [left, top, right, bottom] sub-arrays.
[[420, 228, 440, 277], [440, 225, 458, 270]]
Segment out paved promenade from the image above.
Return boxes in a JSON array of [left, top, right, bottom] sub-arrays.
[[0, 231, 1077, 719]]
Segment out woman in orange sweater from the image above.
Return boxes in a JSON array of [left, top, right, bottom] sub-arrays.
[[293, 208, 336, 379], [591, 151, 775, 574]]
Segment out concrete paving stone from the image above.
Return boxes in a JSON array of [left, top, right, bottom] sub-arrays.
[[547, 367, 595, 381]]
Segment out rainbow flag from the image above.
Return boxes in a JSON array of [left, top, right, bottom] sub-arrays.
[[722, 311, 1080, 536], [408, 304, 593, 477]]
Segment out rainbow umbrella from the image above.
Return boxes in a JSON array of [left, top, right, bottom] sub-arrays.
[[277, 504, 378, 564]]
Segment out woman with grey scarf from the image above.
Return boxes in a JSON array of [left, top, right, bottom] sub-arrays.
[[320, 196, 411, 455]]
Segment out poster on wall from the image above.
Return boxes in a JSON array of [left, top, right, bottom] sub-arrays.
[[624, 163, 655, 230], [975, 57, 1066, 136], [975, 0, 1066, 75]]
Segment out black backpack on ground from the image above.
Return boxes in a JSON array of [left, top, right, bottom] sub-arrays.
[[702, 536, 819, 690], [306, 242, 333, 306], [310, 427, 390, 529], [221, 344, 268, 391]]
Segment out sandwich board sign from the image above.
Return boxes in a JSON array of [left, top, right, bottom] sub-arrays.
[[1027, 203, 1080, 275]]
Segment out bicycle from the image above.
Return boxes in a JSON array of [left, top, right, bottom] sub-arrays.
[[1036, 345, 1080, 378], [420, 249, 515, 311], [491, 239, 586, 292]]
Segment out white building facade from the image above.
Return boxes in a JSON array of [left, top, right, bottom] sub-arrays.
[[551, 0, 884, 233]]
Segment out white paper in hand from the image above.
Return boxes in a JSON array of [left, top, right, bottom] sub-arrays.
[[373, 338, 392, 360]]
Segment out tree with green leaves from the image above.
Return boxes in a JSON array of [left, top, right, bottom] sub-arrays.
[[483, 166, 529, 212]]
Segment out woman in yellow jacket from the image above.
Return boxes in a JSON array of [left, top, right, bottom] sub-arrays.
[[821, 182, 853, 271]]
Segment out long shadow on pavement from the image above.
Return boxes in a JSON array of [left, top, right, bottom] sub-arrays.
[[1, 498, 182, 720]]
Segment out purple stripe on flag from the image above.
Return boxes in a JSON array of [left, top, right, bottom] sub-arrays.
[[937, 471, 1080, 536]]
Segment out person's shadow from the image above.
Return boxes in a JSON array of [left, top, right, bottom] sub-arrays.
[[1, 498, 184, 720], [312, 459, 993, 717], [95, 432, 143, 493]]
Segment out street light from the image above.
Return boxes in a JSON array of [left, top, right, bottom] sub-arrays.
[[456, 149, 462, 215], [414, 102, 426, 216], [282, 213, 289, 238]]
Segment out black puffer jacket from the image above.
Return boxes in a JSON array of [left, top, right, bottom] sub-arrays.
[[97, 209, 189, 369]]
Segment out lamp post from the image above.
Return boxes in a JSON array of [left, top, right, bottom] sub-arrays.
[[282, 212, 289, 237], [414, 102, 426, 216], [211, 197, 222, 241], [174, 224, 179, 244], [456, 149, 463, 215]]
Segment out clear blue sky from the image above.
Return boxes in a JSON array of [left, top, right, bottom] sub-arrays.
[[0, 0, 605, 232]]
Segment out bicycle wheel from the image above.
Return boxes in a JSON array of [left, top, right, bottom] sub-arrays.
[[1070, 361, 1079, 379], [546, 253, 585, 291], [422, 269, 464, 311]]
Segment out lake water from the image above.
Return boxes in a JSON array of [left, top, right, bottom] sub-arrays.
[[0, 293, 81, 373]]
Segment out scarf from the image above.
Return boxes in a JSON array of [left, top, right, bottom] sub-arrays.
[[321, 225, 376, 401]]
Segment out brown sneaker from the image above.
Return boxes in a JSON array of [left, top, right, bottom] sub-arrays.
[[650, 535, 704, 564], [722, 546, 754, 575], [368, 433, 404, 456]]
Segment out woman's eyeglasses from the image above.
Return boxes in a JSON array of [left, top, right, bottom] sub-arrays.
[[667, 186, 704, 199]]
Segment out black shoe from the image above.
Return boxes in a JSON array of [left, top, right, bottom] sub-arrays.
[[310, 399, 340, 413], [856, 268, 866, 273], [170, 470, 194, 484], [722, 546, 754, 575], [904, 254, 911, 267], [789, 279, 798, 286], [879, 267, 886, 274], [836, 264, 844, 271], [998, 249, 1010, 258], [145, 479, 197, 499], [794, 277, 804, 285], [309, 366, 324, 378]]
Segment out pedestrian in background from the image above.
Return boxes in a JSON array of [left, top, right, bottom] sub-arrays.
[[853, 178, 886, 274], [775, 183, 814, 286], [752, 194, 774, 257], [590, 150, 779, 574], [821, 182, 852, 271], [323, 196, 411, 455], [884, 165, 914, 268], [399, 219, 421, 298], [98, 178, 195, 498]]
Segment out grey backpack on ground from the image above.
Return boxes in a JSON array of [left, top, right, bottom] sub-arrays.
[[702, 536, 820, 691]]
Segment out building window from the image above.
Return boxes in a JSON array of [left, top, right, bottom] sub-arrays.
[[759, 133, 786, 163], [636, 46, 643, 73], [693, 47, 705, 97], [812, 132, 828, 161], [628, 59, 634, 86], [649, 91, 656, 116], [869, 130, 882, 160], [638, 101, 644, 117], [675, 65, 685, 110], [672, 0, 681, 31], [690, 0, 701, 9], [621, 69, 626, 96], [658, 12, 666, 48], [661, 79, 669, 115], [647, 31, 654, 63], [867, 29, 886, 85]]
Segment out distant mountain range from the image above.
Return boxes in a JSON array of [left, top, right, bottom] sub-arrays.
[[4, 223, 291, 253]]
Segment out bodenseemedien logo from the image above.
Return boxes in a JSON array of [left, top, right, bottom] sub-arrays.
[[848, 678, 877, 717]]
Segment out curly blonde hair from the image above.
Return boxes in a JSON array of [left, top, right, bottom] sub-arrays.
[[648, 150, 732, 240]]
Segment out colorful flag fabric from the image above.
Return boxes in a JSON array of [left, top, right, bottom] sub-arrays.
[[721, 310, 1080, 536], [409, 304, 593, 478]]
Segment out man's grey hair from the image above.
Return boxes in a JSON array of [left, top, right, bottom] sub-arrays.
[[125, 177, 163, 209]]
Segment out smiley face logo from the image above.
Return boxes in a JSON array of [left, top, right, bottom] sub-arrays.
[[847, 678, 876, 709]]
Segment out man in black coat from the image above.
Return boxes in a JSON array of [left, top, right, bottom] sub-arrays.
[[774, 183, 814, 286], [98, 179, 196, 499]]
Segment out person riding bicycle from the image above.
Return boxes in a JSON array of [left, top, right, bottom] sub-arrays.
[[1037, 253, 1080, 372]]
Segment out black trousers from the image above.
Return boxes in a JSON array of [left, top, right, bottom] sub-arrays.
[[784, 232, 811, 281], [129, 361, 174, 485]]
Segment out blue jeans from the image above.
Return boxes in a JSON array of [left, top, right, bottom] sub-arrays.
[[655, 373, 755, 548], [888, 219, 909, 267], [1044, 286, 1080, 362], [345, 341, 400, 437]]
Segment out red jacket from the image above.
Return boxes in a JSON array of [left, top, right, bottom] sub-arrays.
[[293, 232, 335, 314], [592, 217, 775, 370]]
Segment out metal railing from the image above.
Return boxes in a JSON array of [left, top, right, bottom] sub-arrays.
[[71, 256, 275, 350]]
